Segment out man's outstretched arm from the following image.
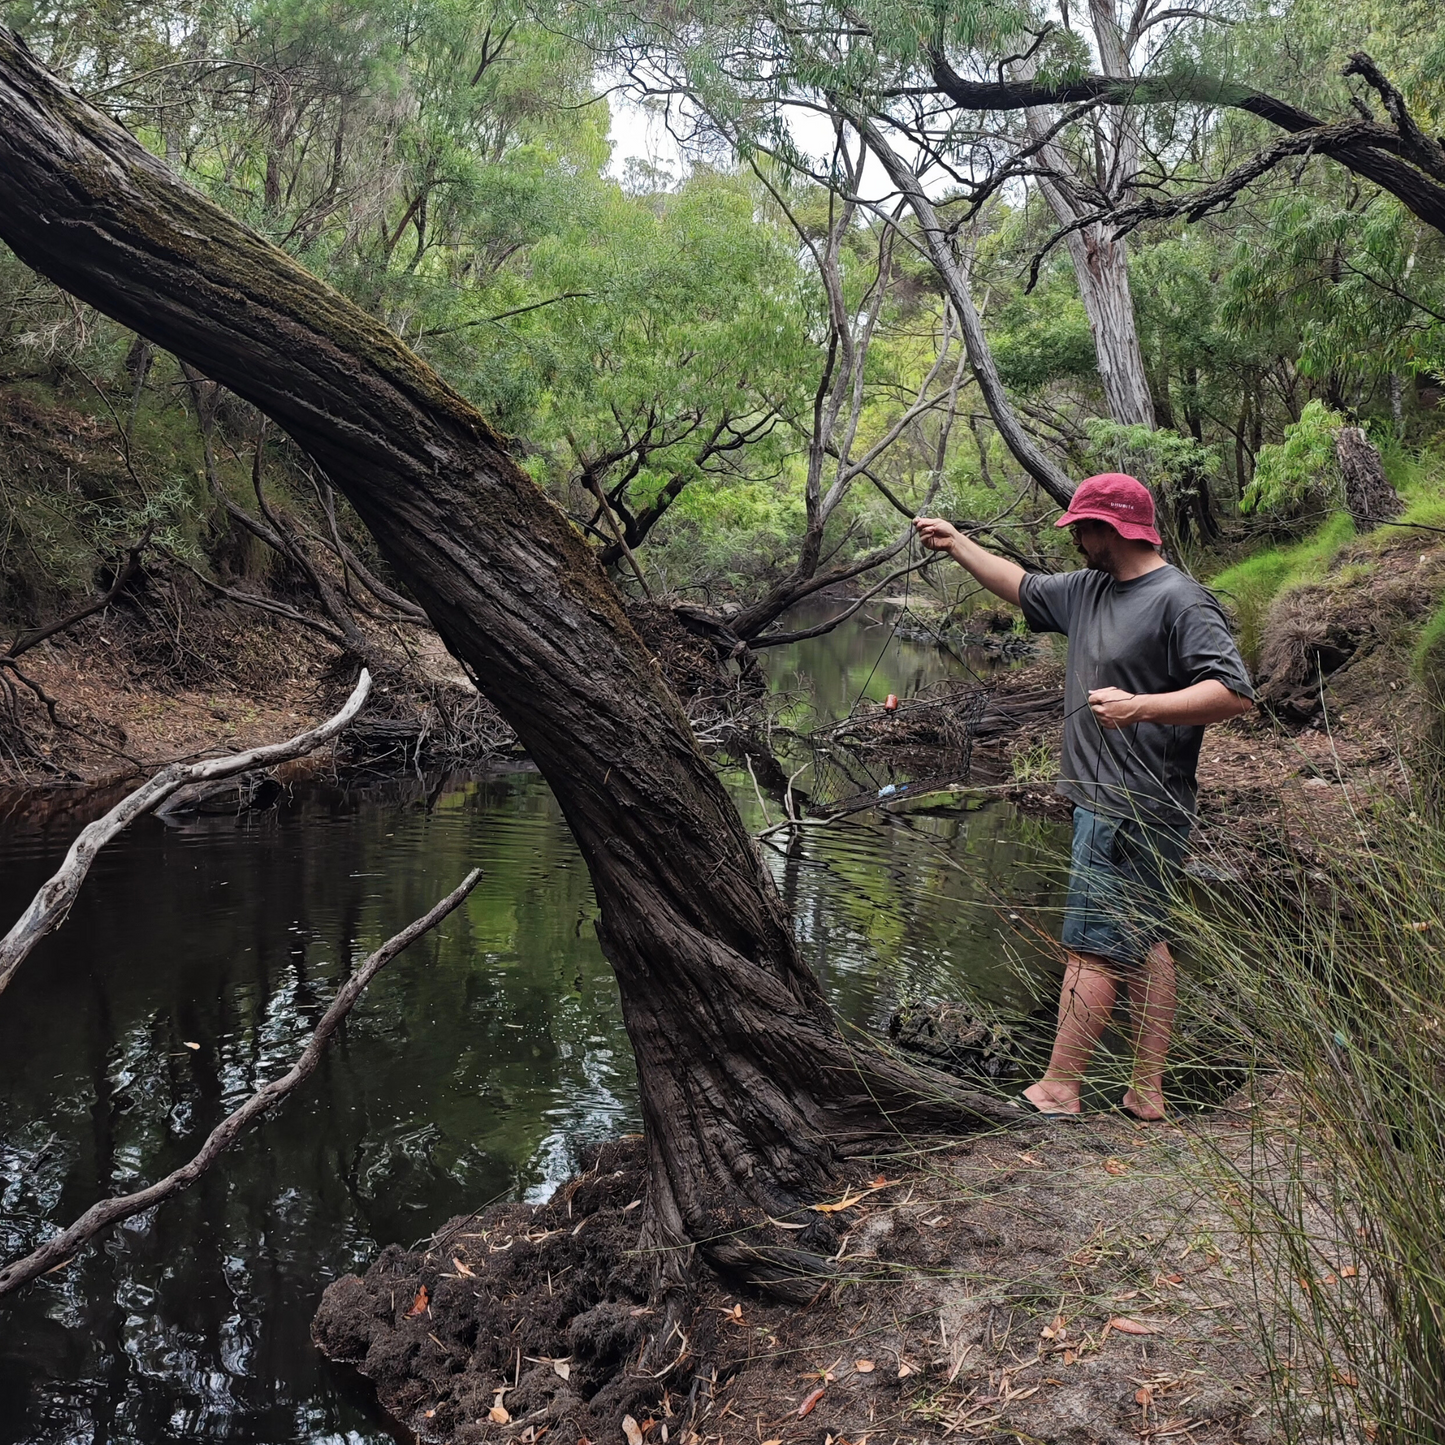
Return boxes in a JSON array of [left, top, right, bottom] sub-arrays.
[[914, 517, 1025, 605]]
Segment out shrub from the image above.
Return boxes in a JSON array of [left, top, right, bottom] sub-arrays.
[[1241, 400, 1346, 521], [1083, 420, 1221, 550]]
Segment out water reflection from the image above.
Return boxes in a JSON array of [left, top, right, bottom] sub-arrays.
[[0, 766, 1067, 1443], [761, 596, 1000, 725]]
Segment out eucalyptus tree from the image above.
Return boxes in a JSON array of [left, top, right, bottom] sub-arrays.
[[587, 0, 1082, 503], [515, 168, 808, 580]]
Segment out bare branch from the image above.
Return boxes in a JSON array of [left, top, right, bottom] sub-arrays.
[[0, 865, 480, 1297], [749, 555, 941, 648], [0, 671, 372, 998], [3, 526, 151, 662]]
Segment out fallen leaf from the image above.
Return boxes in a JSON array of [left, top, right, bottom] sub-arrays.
[[762, 1440, 783, 1445], [1341, 1265, 1359, 1278], [638, 1419, 656, 1436], [1114, 1289, 1140, 1301], [1135, 1386, 1154, 1407], [854, 1359, 875, 1373], [1334, 1370, 1359, 1388], [1040, 1315, 1066, 1340], [489, 1404, 510, 1425], [896, 1361, 917, 1378], [1155, 1273, 1183, 1287], [1365, 1421, 1379, 1441], [798, 1387, 825, 1417], [553, 1358, 571, 1381], [622, 1414, 644, 1445], [1320, 1272, 1338, 1286], [812, 1189, 866, 1214], [624, 1200, 642, 1212], [870, 1174, 895, 1188], [405, 1286, 429, 1318], [452, 1257, 475, 1278], [1108, 1317, 1157, 1336], [1062, 1350, 1077, 1366], [183, 1041, 201, 1050], [1104, 1158, 1129, 1176]]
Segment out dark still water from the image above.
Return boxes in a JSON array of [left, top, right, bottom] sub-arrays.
[[0, 634, 1067, 1443]]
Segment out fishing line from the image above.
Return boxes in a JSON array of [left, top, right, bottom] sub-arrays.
[[842, 530, 916, 724]]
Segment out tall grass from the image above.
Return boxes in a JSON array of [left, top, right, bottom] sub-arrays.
[[1179, 785, 1445, 1443]]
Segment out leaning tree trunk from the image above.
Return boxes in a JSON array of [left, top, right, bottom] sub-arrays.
[[0, 28, 1014, 1300]]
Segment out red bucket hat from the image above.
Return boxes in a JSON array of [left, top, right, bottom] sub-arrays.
[[1055, 472, 1161, 546]]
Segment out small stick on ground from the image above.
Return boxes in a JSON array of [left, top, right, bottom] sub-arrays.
[[0, 866, 482, 1298], [0, 669, 372, 998]]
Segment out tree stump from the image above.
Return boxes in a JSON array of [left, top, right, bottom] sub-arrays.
[[1336, 426, 1402, 531]]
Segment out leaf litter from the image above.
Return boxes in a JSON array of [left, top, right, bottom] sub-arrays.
[[314, 1113, 1277, 1444]]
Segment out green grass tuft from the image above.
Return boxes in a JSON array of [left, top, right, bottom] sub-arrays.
[[1208, 513, 1356, 664]]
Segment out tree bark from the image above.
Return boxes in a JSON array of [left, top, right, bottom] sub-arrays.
[[0, 27, 1015, 1299], [1335, 426, 1402, 531], [1018, 0, 1155, 428]]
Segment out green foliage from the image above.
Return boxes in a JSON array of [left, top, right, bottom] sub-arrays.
[[1241, 400, 1345, 519], [990, 290, 1097, 393], [1223, 194, 1445, 389], [1083, 420, 1221, 552]]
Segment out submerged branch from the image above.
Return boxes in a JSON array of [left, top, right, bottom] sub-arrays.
[[0, 867, 481, 1298]]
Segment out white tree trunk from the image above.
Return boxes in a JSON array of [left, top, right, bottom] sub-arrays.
[[1049, 194, 1157, 428], [1022, 0, 1156, 429]]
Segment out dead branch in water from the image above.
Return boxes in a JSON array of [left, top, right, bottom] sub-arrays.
[[0, 866, 482, 1298], [0, 670, 372, 999]]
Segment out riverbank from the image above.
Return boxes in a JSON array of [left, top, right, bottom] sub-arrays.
[[314, 1109, 1279, 1445]]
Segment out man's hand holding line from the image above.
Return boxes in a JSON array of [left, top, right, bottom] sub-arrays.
[[1088, 681, 1254, 729], [913, 516, 1025, 606]]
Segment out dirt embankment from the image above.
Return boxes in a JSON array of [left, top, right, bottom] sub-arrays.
[[314, 1117, 1276, 1445]]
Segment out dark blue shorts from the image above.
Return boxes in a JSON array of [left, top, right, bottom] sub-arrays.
[[1060, 807, 1190, 968]]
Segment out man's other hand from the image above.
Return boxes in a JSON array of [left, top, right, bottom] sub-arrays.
[[914, 516, 961, 552], [1088, 687, 1144, 729]]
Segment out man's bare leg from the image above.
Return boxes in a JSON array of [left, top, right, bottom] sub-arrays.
[[1122, 940, 1176, 1120], [1024, 951, 1117, 1114]]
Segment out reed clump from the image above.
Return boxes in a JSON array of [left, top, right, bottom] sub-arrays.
[[1179, 787, 1445, 1444]]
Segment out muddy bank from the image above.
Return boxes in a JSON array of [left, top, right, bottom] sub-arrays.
[[315, 1116, 1274, 1444]]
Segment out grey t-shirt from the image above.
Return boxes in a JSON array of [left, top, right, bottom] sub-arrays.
[[1017, 563, 1253, 826]]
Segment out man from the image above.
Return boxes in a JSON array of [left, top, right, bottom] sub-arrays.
[[915, 473, 1253, 1119]]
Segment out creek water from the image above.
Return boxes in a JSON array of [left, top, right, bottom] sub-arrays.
[[0, 614, 1068, 1444]]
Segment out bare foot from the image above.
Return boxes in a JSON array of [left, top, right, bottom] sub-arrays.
[[1121, 1085, 1166, 1121], [1023, 1080, 1082, 1115]]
